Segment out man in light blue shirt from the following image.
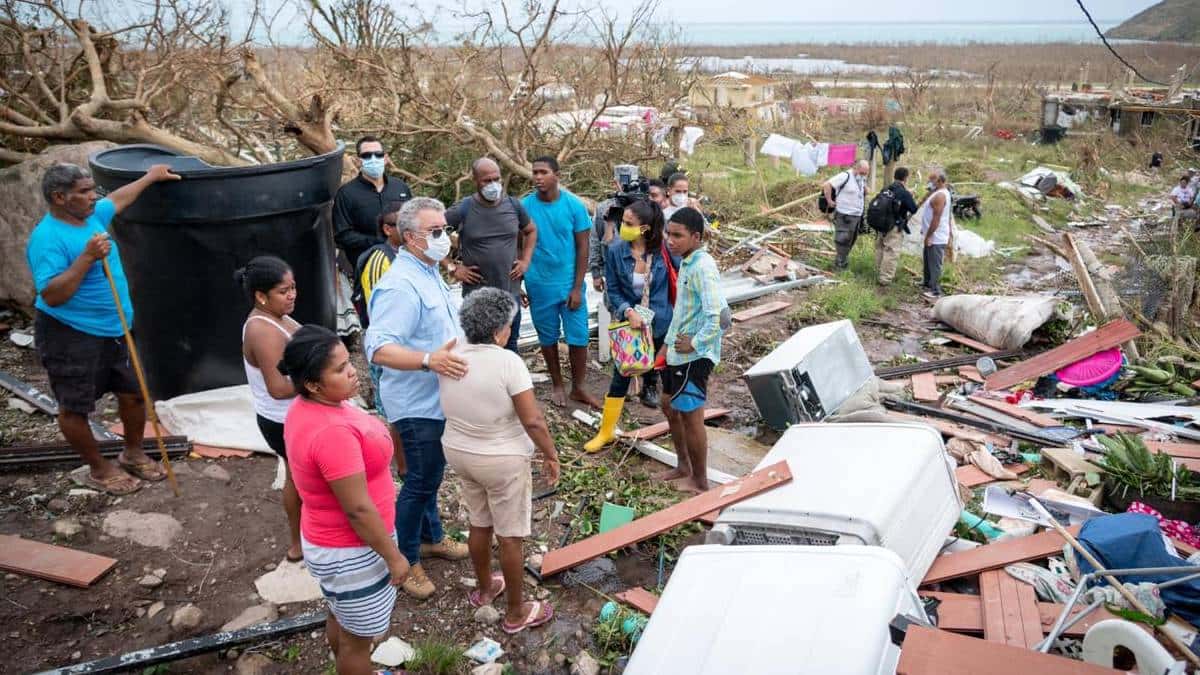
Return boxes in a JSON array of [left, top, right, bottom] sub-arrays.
[[26, 162, 179, 496], [521, 156, 600, 409], [366, 196, 471, 599]]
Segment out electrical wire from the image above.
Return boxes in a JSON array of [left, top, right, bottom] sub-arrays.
[[1074, 0, 1168, 87]]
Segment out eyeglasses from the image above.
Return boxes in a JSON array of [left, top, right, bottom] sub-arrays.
[[412, 228, 446, 239], [359, 151, 386, 159]]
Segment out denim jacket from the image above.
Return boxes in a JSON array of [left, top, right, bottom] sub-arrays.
[[604, 239, 679, 339]]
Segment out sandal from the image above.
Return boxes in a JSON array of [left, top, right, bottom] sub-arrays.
[[502, 601, 554, 634], [70, 467, 142, 496], [468, 573, 506, 608], [118, 455, 167, 482]]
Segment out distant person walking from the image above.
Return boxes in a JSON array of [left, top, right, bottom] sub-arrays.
[[920, 169, 953, 299], [26, 162, 179, 495], [332, 136, 412, 268], [822, 159, 870, 270], [872, 167, 919, 287], [238, 255, 304, 562]]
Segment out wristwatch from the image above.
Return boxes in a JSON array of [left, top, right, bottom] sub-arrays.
[[420, 352, 431, 371], [446, 261, 457, 275]]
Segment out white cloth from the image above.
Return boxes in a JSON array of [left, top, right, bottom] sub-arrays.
[[791, 142, 817, 176], [680, 126, 705, 156], [830, 170, 866, 217], [438, 343, 535, 457], [242, 315, 297, 424], [921, 187, 952, 246], [815, 143, 830, 168], [760, 133, 799, 158]]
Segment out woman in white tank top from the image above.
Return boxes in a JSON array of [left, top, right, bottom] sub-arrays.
[[237, 256, 303, 562]]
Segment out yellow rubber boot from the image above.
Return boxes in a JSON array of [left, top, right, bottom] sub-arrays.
[[584, 396, 624, 453]]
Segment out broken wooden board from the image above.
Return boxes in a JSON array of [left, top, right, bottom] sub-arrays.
[[896, 625, 1121, 675], [0, 534, 116, 587], [540, 461, 793, 576], [959, 365, 985, 383], [621, 408, 730, 441], [956, 463, 1029, 489], [984, 320, 1141, 391], [980, 569, 1042, 648], [920, 591, 1121, 638], [615, 587, 660, 615], [1146, 440, 1200, 460], [888, 412, 1010, 447], [731, 301, 792, 323], [943, 333, 999, 354], [968, 396, 1062, 428], [922, 526, 1080, 585], [111, 421, 253, 459], [911, 372, 940, 402]]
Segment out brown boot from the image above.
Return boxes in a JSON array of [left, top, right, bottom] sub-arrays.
[[420, 539, 470, 561], [401, 563, 435, 600]]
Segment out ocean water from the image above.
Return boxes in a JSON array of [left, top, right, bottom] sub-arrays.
[[674, 20, 1120, 45]]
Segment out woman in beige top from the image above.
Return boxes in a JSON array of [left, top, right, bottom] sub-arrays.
[[439, 287, 560, 634]]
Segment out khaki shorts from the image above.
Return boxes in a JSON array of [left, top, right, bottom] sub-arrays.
[[443, 448, 532, 538]]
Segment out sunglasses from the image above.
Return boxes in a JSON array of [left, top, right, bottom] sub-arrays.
[[359, 151, 386, 159], [410, 228, 446, 239]]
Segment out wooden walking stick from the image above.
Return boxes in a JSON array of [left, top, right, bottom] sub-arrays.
[[100, 254, 180, 497]]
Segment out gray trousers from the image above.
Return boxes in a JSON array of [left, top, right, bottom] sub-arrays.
[[832, 212, 861, 270], [922, 244, 946, 294]]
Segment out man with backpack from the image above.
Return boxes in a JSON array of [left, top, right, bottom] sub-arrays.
[[866, 166, 919, 286], [445, 157, 537, 353], [821, 159, 870, 270]]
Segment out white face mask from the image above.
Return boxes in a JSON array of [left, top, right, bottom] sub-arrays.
[[422, 231, 451, 261], [670, 193, 688, 208], [480, 180, 503, 202]]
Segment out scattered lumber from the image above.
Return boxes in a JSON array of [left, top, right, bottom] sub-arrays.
[[884, 398, 1072, 447], [920, 591, 1122, 638], [731, 301, 791, 323], [111, 421, 252, 459], [984, 320, 1141, 391], [875, 349, 1025, 379], [615, 587, 660, 615], [956, 463, 1029, 489], [0, 535, 116, 587], [896, 625, 1121, 674], [959, 365, 985, 383], [922, 526, 1080, 585], [887, 411, 1008, 446], [968, 395, 1061, 428], [942, 333, 999, 354], [911, 373, 940, 402], [980, 569, 1042, 648], [621, 408, 730, 441], [539, 461, 792, 576]]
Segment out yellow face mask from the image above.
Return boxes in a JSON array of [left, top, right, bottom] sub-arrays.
[[619, 224, 642, 241]]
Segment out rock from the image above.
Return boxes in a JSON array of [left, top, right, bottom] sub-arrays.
[[531, 650, 553, 675], [7, 397, 36, 414], [472, 664, 505, 675], [52, 518, 82, 538], [371, 636, 416, 667], [201, 464, 231, 482], [263, 562, 277, 572], [460, 576, 478, 588], [102, 510, 182, 549], [138, 574, 164, 588], [562, 557, 617, 588], [254, 561, 323, 604], [554, 653, 567, 665], [153, 568, 166, 578], [71, 651, 81, 660], [536, 587, 551, 600], [170, 604, 204, 631], [527, 553, 544, 570], [47, 498, 70, 513], [8, 332, 33, 348], [234, 652, 275, 675], [226, 648, 239, 659], [473, 605, 501, 624], [571, 651, 601, 675], [221, 604, 278, 632], [147, 601, 166, 619], [67, 488, 100, 498]]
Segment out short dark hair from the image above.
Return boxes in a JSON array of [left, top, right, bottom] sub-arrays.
[[278, 325, 340, 399], [356, 135, 383, 155], [894, 167, 910, 182], [647, 178, 666, 191], [378, 200, 404, 235], [1183, 175, 1192, 184], [234, 255, 291, 302], [531, 155, 559, 173], [667, 172, 688, 189], [668, 206, 705, 237]]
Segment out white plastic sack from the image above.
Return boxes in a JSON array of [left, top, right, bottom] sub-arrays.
[[155, 384, 273, 454], [900, 222, 995, 259], [932, 295, 1059, 350]]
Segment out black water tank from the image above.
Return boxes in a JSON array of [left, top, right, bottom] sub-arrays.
[[89, 144, 344, 400]]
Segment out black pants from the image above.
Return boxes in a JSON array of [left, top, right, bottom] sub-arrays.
[[922, 244, 946, 295], [607, 335, 665, 398]]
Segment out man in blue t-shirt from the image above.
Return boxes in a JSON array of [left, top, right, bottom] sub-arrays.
[[25, 162, 180, 495], [521, 156, 600, 409]]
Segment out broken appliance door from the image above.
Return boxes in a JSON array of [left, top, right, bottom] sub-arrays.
[[625, 545, 929, 675], [706, 423, 960, 582], [742, 319, 872, 429]]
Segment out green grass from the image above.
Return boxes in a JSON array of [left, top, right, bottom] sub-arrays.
[[407, 640, 467, 675]]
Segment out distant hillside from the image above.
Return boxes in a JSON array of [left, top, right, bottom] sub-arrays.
[[1106, 0, 1200, 43]]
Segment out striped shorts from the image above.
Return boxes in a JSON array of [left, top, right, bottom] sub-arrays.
[[302, 533, 398, 638]]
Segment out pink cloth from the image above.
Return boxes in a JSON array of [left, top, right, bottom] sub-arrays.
[[284, 397, 396, 547], [1128, 501, 1200, 548], [826, 144, 857, 166]]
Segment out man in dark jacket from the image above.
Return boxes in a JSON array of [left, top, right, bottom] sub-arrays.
[[332, 136, 412, 267], [875, 166, 919, 287]]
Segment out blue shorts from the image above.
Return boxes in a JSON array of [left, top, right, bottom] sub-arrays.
[[663, 358, 713, 413], [526, 284, 589, 348]]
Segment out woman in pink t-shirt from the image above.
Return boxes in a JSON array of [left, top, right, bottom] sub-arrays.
[[280, 325, 407, 675]]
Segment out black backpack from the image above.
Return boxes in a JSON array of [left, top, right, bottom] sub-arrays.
[[866, 188, 899, 234], [817, 172, 852, 214]]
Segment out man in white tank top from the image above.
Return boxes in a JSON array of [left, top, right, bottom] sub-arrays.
[[920, 169, 952, 299]]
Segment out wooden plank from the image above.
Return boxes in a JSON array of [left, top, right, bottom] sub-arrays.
[[1015, 578, 1045, 648], [0, 534, 116, 587], [731, 301, 791, 323], [621, 408, 730, 441], [979, 570, 1006, 644], [959, 365, 985, 383], [956, 463, 1029, 489], [920, 591, 1122, 638], [540, 461, 793, 576], [615, 587, 659, 615], [968, 396, 1062, 428], [985, 320, 1141, 391], [922, 526, 1080, 585], [1147, 440, 1200, 460], [896, 626, 1121, 675], [943, 333, 999, 353], [888, 412, 1009, 446], [911, 372, 940, 402], [934, 375, 961, 385], [112, 421, 253, 459]]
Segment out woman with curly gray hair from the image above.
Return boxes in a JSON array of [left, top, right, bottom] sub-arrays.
[[438, 286, 560, 634]]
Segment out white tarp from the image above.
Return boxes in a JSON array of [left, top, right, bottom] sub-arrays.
[[932, 295, 1060, 350], [760, 133, 800, 158], [900, 220, 995, 258], [155, 384, 272, 454], [680, 126, 704, 155], [1018, 166, 1084, 199]]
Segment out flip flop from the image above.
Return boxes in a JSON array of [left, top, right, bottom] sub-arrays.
[[70, 467, 142, 496], [502, 601, 554, 634], [118, 456, 167, 482], [468, 573, 506, 608]]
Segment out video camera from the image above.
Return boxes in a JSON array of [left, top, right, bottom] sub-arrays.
[[605, 164, 651, 224]]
